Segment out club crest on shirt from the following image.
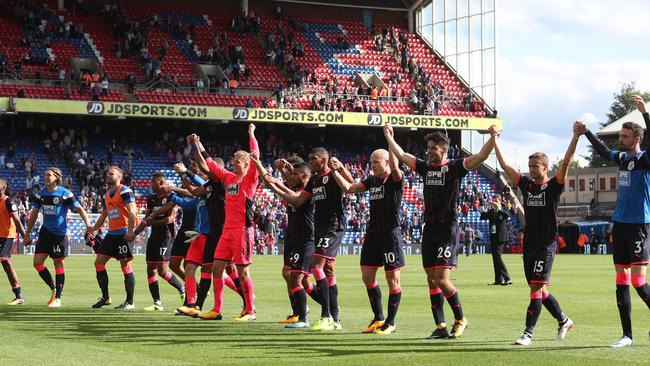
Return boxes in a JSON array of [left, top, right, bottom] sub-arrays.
[[441, 165, 449, 173], [322, 176, 329, 184], [227, 183, 240, 195], [53, 197, 59, 204], [527, 192, 546, 207], [628, 161, 635, 170], [541, 183, 547, 190], [161, 198, 167, 204], [426, 171, 445, 186], [369, 185, 385, 200]]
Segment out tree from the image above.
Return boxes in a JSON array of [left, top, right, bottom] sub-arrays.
[[585, 82, 650, 167], [551, 158, 581, 172]]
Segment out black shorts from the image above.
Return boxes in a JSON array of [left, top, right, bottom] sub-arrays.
[[96, 234, 134, 261], [315, 230, 344, 260], [171, 230, 191, 259], [421, 223, 460, 269], [284, 241, 315, 274], [35, 228, 69, 260], [146, 235, 173, 263], [0, 238, 14, 260], [360, 227, 405, 272], [612, 222, 650, 266], [523, 242, 556, 284], [203, 230, 222, 265]]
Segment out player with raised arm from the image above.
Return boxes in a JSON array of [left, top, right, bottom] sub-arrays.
[[495, 123, 579, 346], [261, 147, 353, 331], [133, 172, 185, 312], [251, 153, 315, 329], [330, 146, 405, 335], [578, 95, 650, 348], [384, 123, 497, 339], [89, 166, 138, 310], [25, 167, 92, 307], [0, 179, 29, 305], [193, 124, 259, 321]]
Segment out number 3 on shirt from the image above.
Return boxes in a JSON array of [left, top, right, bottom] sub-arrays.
[[634, 241, 643, 254]]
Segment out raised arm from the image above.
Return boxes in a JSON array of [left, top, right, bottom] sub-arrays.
[[494, 134, 519, 184], [383, 124, 416, 171], [245, 124, 260, 182], [264, 174, 312, 207], [464, 125, 498, 170], [275, 159, 293, 183], [331, 169, 366, 194], [579, 120, 613, 160], [329, 157, 354, 183], [632, 95, 649, 148], [388, 149, 403, 181], [557, 121, 582, 184]]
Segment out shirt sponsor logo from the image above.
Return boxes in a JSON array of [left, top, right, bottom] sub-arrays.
[[425, 171, 445, 186], [369, 185, 385, 200], [227, 184, 240, 195], [619, 170, 630, 187], [312, 186, 327, 201], [42, 205, 56, 215], [527, 192, 546, 207], [108, 209, 120, 219]]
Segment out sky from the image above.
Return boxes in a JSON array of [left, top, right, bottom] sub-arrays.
[[496, 0, 650, 169]]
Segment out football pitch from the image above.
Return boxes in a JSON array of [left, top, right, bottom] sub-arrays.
[[0, 254, 648, 365]]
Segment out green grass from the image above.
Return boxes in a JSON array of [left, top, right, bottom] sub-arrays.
[[0, 254, 649, 365]]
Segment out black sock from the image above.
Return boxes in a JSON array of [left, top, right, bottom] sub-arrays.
[[316, 278, 330, 318], [525, 298, 543, 334], [195, 277, 211, 310], [306, 284, 323, 305], [148, 279, 160, 303], [385, 290, 402, 326], [96, 270, 109, 299], [124, 273, 135, 304], [166, 274, 185, 294], [616, 285, 633, 338], [295, 288, 308, 321], [329, 284, 339, 322], [12, 286, 22, 299], [37, 267, 55, 290], [366, 284, 384, 321], [446, 290, 464, 320], [429, 291, 446, 325], [542, 293, 566, 323], [634, 284, 650, 309], [55, 273, 65, 299]]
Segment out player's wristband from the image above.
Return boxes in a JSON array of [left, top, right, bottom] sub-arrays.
[[201, 151, 210, 159]]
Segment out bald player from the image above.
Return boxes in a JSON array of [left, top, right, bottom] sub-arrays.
[[331, 148, 405, 335]]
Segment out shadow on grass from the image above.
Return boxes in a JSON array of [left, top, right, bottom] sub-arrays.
[[1, 307, 612, 358]]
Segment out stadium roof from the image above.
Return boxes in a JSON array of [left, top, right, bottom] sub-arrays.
[[273, 0, 416, 11], [597, 100, 649, 136]]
